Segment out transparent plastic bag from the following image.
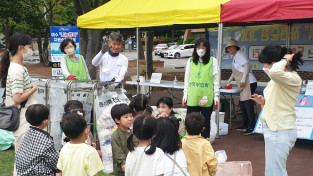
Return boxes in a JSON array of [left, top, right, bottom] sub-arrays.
[[215, 150, 228, 163]]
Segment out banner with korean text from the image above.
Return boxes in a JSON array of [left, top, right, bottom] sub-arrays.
[[208, 23, 313, 72], [50, 26, 79, 78]]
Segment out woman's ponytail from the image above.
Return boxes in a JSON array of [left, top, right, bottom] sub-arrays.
[[289, 52, 303, 71], [127, 134, 135, 152], [0, 50, 11, 88], [145, 139, 156, 155]]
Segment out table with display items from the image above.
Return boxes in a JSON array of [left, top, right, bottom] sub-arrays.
[[126, 80, 241, 128]]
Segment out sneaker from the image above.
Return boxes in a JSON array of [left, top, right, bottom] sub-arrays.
[[235, 127, 247, 132], [242, 129, 254, 136]]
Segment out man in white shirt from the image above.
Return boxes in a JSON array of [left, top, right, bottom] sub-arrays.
[[92, 32, 128, 83]]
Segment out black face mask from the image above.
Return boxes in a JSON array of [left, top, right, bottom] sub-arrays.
[[108, 48, 119, 57]]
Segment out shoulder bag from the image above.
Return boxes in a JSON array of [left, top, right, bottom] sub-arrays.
[[166, 152, 187, 176], [0, 89, 28, 131]]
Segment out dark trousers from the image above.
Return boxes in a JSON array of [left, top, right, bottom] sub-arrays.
[[187, 105, 213, 139], [239, 82, 257, 130]]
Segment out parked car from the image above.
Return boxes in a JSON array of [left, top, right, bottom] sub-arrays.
[[154, 43, 168, 55], [0, 40, 6, 48], [160, 45, 178, 58], [163, 44, 194, 59], [168, 42, 177, 47]]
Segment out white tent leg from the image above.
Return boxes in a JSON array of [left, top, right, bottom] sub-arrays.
[[216, 22, 224, 139], [136, 28, 140, 94]]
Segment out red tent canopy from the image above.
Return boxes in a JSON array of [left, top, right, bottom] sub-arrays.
[[221, 0, 313, 23]]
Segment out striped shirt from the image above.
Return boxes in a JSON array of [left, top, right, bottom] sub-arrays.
[[5, 62, 37, 107]]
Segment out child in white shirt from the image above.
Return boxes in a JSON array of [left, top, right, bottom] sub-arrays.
[[125, 115, 164, 176]]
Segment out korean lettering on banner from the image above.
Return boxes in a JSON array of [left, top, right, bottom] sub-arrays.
[[208, 23, 313, 72], [95, 90, 130, 174], [50, 26, 79, 78]]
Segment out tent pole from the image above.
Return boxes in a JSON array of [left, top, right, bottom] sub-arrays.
[[216, 22, 224, 139], [136, 28, 140, 94], [145, 32, 148, 78], [286, 24, 291, 48]]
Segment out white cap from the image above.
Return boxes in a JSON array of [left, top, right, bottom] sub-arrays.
[[225, 39, 239, 53]]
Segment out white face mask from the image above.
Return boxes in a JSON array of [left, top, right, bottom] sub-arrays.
[[263, 67, 270, 76], [65, 48, 75, 56], [196, 49, 205, 58], [22, 47, 33, 61]]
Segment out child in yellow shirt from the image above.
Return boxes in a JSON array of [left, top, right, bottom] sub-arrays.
[[182, 112, 218, 176]]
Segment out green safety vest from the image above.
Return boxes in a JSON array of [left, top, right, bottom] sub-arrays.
[[64, 55, 87, 80], [187, 57, 214, 107]]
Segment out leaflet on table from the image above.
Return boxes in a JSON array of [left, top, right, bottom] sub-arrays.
[[253, 95, 313, 140], [305, 80, 313, 96], [150, 73, 162, 83]]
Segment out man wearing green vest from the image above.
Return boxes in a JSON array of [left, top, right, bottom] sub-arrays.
[[183, 38, 219, 140], [59, 38, 91, 80]]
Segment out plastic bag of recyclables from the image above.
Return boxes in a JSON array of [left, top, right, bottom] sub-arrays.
[[97, 111, 115, 174]]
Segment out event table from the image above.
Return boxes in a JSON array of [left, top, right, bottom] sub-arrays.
[[126, 80, 241, 128], [220, 88, 240, 129], [125, 80, 184, 100]]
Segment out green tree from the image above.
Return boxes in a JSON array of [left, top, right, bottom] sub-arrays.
[[0, 0, 24, 48], [73, 0, 110, 79]]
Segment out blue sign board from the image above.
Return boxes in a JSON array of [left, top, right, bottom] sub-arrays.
[[50, 26, 79, 77]]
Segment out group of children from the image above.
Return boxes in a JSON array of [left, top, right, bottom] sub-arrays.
[[14, 94, 218, 176], [111, 95, 218, 176], [15, 100, 104, 176]]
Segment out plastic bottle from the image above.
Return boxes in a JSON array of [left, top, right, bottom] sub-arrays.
[[301, 80, 307, 94], [173, 76, 178, 84]]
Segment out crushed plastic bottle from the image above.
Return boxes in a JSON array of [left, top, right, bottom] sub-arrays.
[[173, 76, 178, 84]]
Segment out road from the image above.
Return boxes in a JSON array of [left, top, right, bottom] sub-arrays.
[[121, 51, 188, 69]]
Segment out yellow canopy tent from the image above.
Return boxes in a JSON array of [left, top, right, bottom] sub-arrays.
[[77, 0, 229, 29], [77, 0, 230, 140]]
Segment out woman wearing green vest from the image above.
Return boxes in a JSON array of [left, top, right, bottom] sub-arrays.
[[59, 38, 91, 80], [183, 38, 219, 139]]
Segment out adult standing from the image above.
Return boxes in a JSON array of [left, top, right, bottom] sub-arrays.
[[251, 46, 303, 176], [59, 38, 91, 80], [92, 32, 128, 83], [0, 32, 38, 175], [183, 38, 219, 139], [225, 39, 257, 135]]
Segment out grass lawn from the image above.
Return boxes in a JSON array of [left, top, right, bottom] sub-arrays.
[[0, 147, 112, 176]]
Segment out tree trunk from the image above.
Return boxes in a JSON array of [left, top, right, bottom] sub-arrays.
[[146, 31, 154, 78], [42, 29, 50, 66], [138, 31, 145, 60], [37, 31, 43, 61], [85, 29, 103, 80], [4, 17, 9, 49], [79, 29, 88, 58]]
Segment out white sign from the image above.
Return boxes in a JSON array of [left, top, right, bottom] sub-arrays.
[[150, 73, 162, 83], [254, 95, 313, 140]]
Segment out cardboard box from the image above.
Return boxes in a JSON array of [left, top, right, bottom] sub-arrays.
[[216, 161, 253, 176]]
